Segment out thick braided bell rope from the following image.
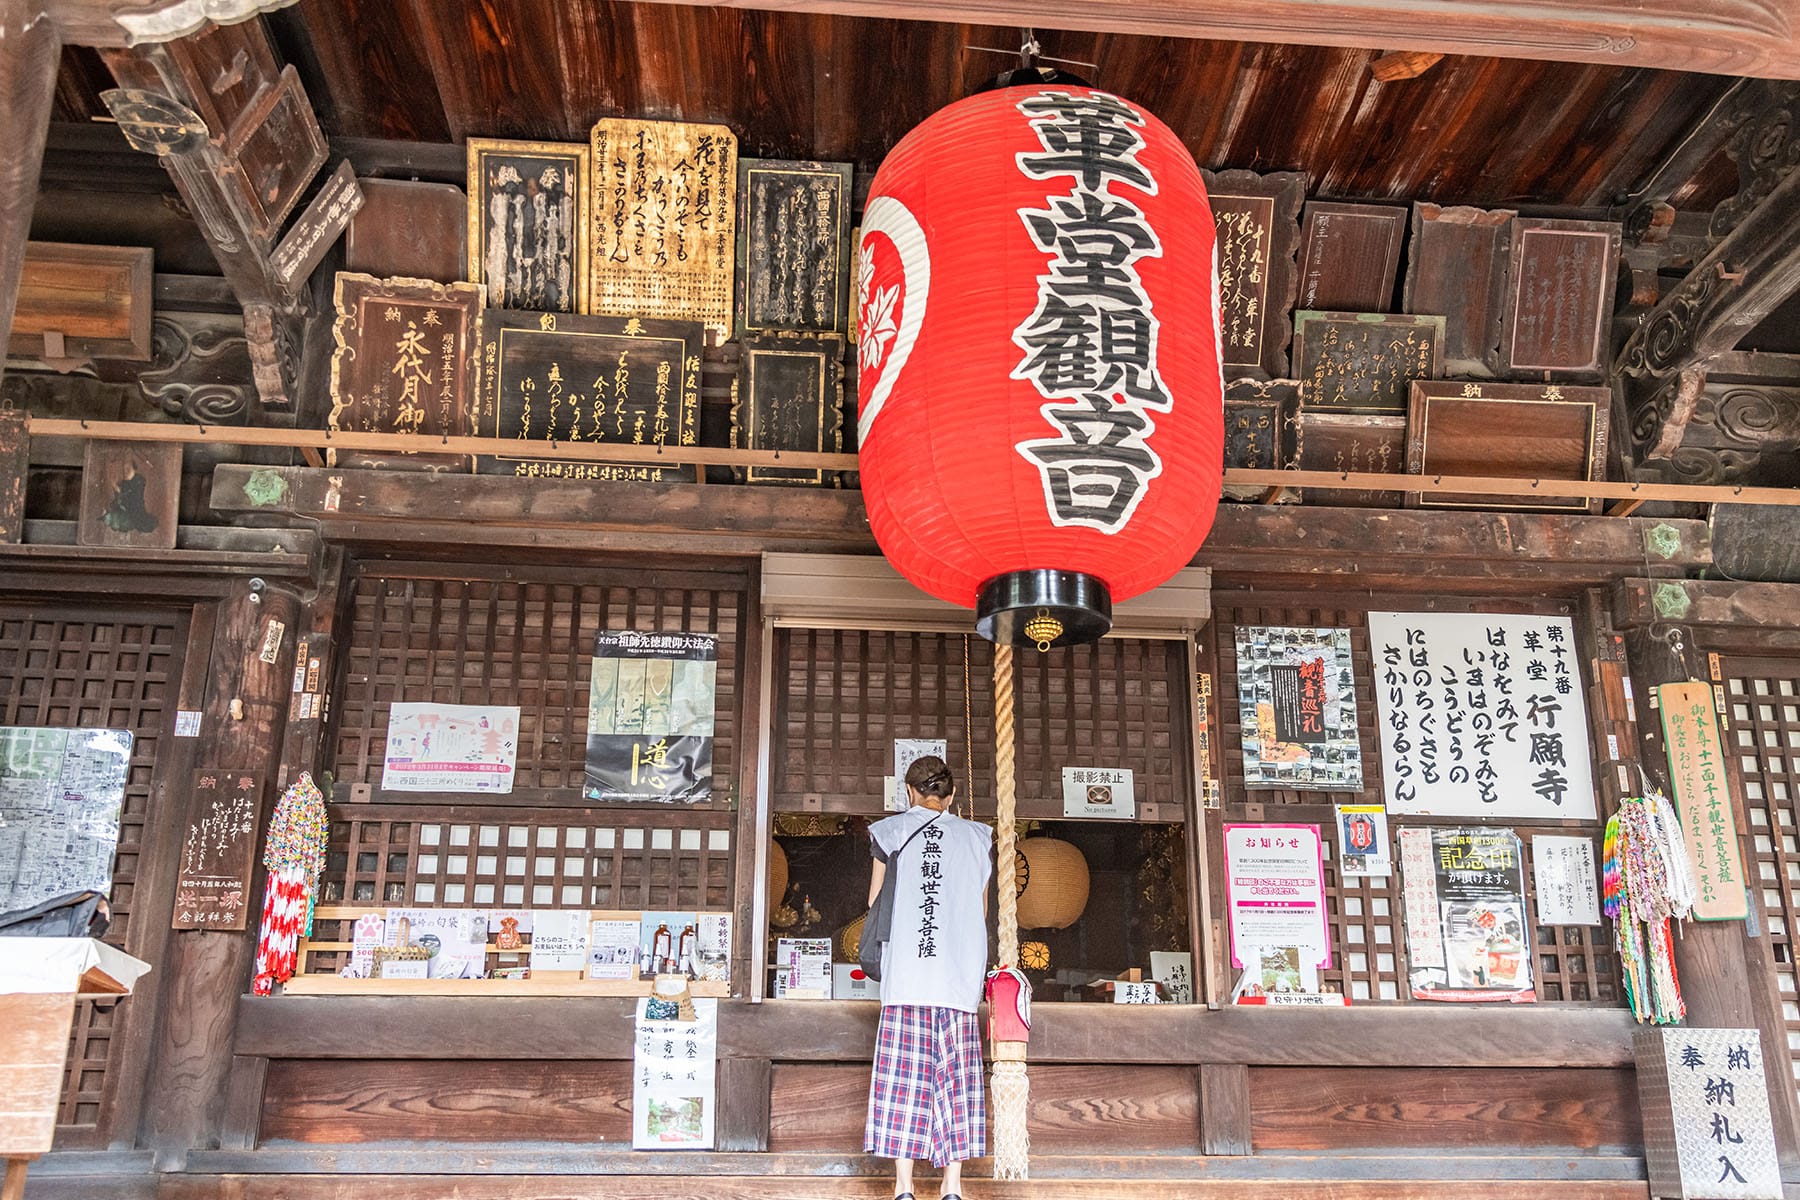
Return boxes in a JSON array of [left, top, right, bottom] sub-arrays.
[[989, 641, 1029, 1180]]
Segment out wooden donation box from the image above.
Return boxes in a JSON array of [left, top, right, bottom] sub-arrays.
[[0, 939, 151, 1198]]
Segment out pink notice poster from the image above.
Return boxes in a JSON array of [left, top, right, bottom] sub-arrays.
[[382, 702, 520, 793], [1223, 823, 1329, 969]]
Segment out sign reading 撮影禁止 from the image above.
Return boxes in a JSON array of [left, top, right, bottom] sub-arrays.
[[1368, 612, 1596, 820], [585, 632, 718, 803], [1063, 766, 1136, 819], [1636, 1026, 1781, 1200], [1659, 681, 1749, 921]]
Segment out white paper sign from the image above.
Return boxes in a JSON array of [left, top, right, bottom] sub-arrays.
[[382, 702, 520, 794], [1367, 612, 1596, 820], [1063, 766, 1136, 819], [892, 739, 947, 809], [528, 909, 590, 972], [587, 918, 640, 980], [1222, 823, 1329, 969], [1114, 980, 1159, 1004], [383, 908, 487, 979], [1149, 951, 1193, 1004], [1531, 835, 1602, 926], [633, 997, 717, 1150], [774, 937, 832, 999], [1397, 828, 1445, 969]]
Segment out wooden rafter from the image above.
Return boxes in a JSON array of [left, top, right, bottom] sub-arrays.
[[631, 0, 1800, 80]]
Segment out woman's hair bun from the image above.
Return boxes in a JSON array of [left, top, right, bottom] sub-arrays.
[[904, 753, 956, 798]]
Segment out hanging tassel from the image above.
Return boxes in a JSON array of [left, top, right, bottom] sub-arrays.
[[252, 773, 331, 996], [989, 643, 1029, 1180]]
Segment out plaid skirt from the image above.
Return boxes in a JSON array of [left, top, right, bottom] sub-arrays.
[[864, 1003, 986, 1166]]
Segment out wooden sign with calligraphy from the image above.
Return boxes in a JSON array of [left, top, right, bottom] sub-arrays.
[[732, 334, 845, 486], [1295, 410, 1406, 507], [589, 118, 738, 343], [0, 409, 25, 544], [1405, 381, 1610, 513], [173, 768, 264, 930], [1500, 218, 1621, 380], [1403, 204, 1515, 378], [1297, 201, 1407, 314], [1658, 682, 1749, 921], [1200, 169, 1304, 379], [328, 273, 483, 471], [468, 138, 590, 315], [78, 441, 182, 549], [735, 160, 853, 338], [1223, 377, 1298, 499], [1295, 311, 1443, 415], [272, 159, 364, 292], [474, 309, 702, 482]]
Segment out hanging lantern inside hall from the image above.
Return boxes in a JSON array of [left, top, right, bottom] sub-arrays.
[[857, 84, 1224, 650], [1015, 836, 1090, 930]]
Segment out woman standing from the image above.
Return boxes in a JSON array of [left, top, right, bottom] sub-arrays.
[[864, 754, 993, 1200]]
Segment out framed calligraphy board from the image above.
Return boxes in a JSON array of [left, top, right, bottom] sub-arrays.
[[467, 138, 590, 315], [1658, 682, 1749, 921], [734, 159, 853, 338], [732, 334, 845, 486], [1403, 204, 1514, 378], [1200, 169, 1304, 379], [1297, 201, 1407, 314], [1223, 377, 1298, 499], [328, 272, 483, 471], [474, 308, 702, 482], [589, 118, 738, 343], [1368, 611, 1597, 821], [172, 768, 263, 930], [1294, 410, 1405, 507], [1405, 381, 1610, 513], [1500, 217, 1621, 380], [1295, 311, 1443, 415]]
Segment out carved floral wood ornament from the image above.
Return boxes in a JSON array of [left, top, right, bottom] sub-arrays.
[[856, 85, 1223, 649]]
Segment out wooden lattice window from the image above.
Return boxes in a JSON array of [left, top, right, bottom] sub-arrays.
[[306, 805, 734, 975], [773, 629, 1189, 817], [0, 605, 186, 1141], [1210, 600, 1618, 1005], [1722, 660, 1800, 1094], [334, 565, 744, 804]]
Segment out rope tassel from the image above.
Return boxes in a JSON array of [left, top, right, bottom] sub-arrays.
[[989, 643, 1030, 1180]]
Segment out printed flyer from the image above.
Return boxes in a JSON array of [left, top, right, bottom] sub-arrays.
[[382, 703, 519, 794]]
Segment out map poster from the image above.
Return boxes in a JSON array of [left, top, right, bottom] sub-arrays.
[[1408, 826, 1535, 1003], [0, 726, 132, 917], [382, 703, 519, 794], [1234, 626, 1363, 790], [585, 632, 718, 803], [1222, 823, 1329, 970]]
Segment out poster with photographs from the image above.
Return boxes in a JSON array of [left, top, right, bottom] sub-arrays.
[[585, 632, 718, 803], [1405, 826, 1534, 1003], [1234, 626, 1363, 790], [632, 996, 718, 1149]]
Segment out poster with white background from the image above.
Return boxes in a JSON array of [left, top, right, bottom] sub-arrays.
[[1367, 612, 1595, 820], [1223, 823, 1329, 969]]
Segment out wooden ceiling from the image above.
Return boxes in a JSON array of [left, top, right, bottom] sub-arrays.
[[51, 0, 1739, 213]]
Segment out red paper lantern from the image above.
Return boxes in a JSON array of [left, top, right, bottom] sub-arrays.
[[857, 83, 1223, 648]]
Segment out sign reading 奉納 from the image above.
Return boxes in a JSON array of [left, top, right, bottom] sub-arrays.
[[1368, 612, 1596, 820]]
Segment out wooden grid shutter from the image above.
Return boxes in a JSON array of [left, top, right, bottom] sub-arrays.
[[0, 604, 186, 1142]]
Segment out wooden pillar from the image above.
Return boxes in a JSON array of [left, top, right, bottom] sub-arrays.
[[139, 576, 298, 1168], [1621, 623, 1800, 1169], [0, 0, 59, 390]]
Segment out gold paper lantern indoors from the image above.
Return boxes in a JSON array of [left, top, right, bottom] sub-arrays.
[[769, 838, 789, 909], [1015, 836, 1090, 930]]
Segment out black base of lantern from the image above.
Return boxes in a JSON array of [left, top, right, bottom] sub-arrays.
[[976, 570, 1111, 651]]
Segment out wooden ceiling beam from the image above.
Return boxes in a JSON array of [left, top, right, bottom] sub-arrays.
[[629, 0, 1800, 81], [0, 0, 64, 396]]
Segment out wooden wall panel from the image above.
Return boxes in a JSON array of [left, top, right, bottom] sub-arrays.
[[767, 1063, 1200, 1154], [1248, 1066, 1641, 1152], [260, 1059, 633, 1143]]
